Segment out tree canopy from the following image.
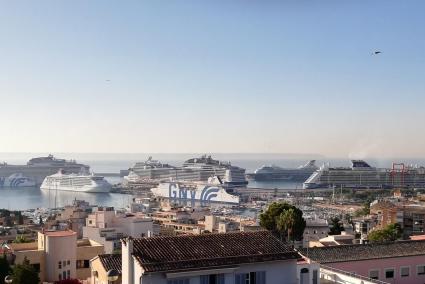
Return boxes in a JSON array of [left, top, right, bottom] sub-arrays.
[[12, 257, 40, 284], [368, 223, 403, 243], [259, 202, 306, 241], [0, 254, 11, 284], [329, 217, 345, 235]]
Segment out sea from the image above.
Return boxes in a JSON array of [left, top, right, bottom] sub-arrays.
[[1, 153, 424, 210]]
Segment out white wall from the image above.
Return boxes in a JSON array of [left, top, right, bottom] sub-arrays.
[[136, 260, 298, 284]]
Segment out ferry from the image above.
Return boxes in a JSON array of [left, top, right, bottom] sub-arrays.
[[40, 170, 112, 193], [151, 180, 240, 204], [0, 173, 36, 188]]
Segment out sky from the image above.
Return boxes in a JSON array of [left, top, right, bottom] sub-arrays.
[[0, 1, 424, 158]]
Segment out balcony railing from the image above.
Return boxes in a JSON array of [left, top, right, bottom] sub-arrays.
[[320, 265, 390, 284]]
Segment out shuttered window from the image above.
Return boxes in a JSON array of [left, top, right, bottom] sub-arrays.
[[235, 271, 265, 284]]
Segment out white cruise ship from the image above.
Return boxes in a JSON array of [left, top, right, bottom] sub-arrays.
[[151, 180, 240, 204], [0, 173, 36, 188], [40, 170, 112, 193], [127, 155, 248, 187], [303, 160, 425, 189], [246, 160, 318, 181]]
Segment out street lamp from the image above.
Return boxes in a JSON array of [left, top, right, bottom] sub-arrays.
[[107, 269, 119, 283], [4, 275, 13, 284]]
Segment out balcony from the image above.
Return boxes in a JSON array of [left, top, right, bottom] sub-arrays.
[[320, 265, 390, 284]]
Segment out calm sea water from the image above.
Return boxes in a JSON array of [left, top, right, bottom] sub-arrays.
[[1, 153, 424, 210]]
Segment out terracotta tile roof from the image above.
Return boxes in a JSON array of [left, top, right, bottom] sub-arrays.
[[131, 231, 300, 273], [98, 254, 122, 274], [300, 240, 425, 264], [43, 230, 76, 237]]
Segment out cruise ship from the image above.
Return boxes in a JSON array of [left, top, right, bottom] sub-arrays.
[[126, 155, 248, 186], [247, 160, 318, 181], [40, 170, 111, 193], [0, 155, 90, 185], [150, 180, 240, 204], [0, 173, 36, 188], [303, 160, 425, 189]]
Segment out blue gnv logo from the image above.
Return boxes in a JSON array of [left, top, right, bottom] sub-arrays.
[[168, 183, 220, 203], [0, 177, 26, 187]]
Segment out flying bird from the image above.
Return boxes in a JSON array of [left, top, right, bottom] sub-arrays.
[[373, 51, 382, 55]]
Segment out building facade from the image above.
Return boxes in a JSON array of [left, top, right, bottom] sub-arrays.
[[301, 240, 425, 284], [7, 230, 104, 283], [120, 231, 301, 284], [83, 207, 155, 253]]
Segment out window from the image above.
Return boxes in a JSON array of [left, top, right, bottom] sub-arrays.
[[67, 270, 70, 279], [59, 274, 62, 281], [235, 272, 265, 284], [32, 263, 40, 272], [417, 265, 425, 275], [369, 270, 379, 280], [385, 269, 395, 279], [77, 260, 90, 269], [400, 266, 410, 277], [167, 279, 190, 284], [67, 260, 70, 265], [312, 270, 318, 284], [63, 260, 66, 267], [58, 261, 62, 269], [200, 274, 224, 284]]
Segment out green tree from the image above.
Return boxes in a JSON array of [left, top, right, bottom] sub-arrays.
[[259, 202, 306, 241], [13, 235, 31, 244], [0, 254, 11, 284], [4, 217, 13, 227], [18, 213, 24, 225], [329, 217, 344, 235], [368, 223, 403, 243], [12, 257, 40, 284], [276, 208, 296, 242]]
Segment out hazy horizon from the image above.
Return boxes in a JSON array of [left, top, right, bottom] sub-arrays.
[[1, 1, 424, 157], [1, 152, 425, 160]]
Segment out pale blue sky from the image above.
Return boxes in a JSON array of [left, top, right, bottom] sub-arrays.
[[1, 1, 424, 157]]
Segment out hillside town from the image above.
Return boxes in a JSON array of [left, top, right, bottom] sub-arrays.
[[2, 185, 425, 284]]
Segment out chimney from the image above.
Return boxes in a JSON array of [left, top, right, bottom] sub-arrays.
[[122, 237, 134, 284]]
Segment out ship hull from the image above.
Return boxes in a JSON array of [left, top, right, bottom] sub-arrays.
[[151, 182, 240, 204], [40, 184, 111, 193]]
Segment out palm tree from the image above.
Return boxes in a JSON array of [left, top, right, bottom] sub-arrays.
[[276, 208, 296, 243]]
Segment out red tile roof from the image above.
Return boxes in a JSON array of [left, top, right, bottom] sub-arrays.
[[300, 240, 425, 263], [130, 231, 300, 273], [98, 254, 122, 274], [43, 230, 76, 237]]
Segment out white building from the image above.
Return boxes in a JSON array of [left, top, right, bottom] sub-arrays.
[[121, 231, 301, 284], [83, 207, 155, 253], [303, 219, 329, 248]]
